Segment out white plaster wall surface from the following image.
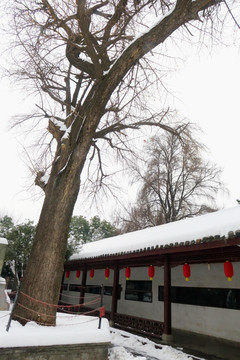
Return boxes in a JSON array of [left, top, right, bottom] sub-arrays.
[[88, 269, 114, 311], [61, 271, 82, 305], [62, 262, 240, 341], [172, 304, 240, 342], [172, 262, 240, 288], [62, 269, 115, 310], [170, 262, 240, 341], [117, 262, 240, 342], [117, 267, 164, 322]]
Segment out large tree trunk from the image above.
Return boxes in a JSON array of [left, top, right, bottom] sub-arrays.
[[13, 104, 100, 324], [14, 161, 82, 325]]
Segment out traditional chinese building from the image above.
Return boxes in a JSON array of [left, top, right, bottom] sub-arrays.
[[62, 206, 240, 343]]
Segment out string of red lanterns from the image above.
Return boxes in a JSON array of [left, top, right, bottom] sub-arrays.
[[65, 261, 235, 283]]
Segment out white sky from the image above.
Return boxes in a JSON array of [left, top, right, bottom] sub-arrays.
[[0, 38, 239, 224], [171, 45, 240, 210]]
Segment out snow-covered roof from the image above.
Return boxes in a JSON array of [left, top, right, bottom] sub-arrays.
[[0, 238, 7, 245], [70, 206, 240, 261]]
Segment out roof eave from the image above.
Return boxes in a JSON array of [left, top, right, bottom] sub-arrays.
[[64, 236, 240, 270]]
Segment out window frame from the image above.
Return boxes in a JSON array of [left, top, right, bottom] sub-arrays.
[[125, 280, 152, 303], [158, 285, 240, 310]]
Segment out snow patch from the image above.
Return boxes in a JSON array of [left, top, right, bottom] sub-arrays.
[[62, 123, 73, 140], [0, 312, 110, 348], [0, 238, 7, 245], [40, 173, 50, 185], [0, 312, 205, 359], [50, 117, 67, 132], [109, 328, 205, 360]]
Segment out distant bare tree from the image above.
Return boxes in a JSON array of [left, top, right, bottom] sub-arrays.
[[0, 0, 237, 325], [119, 127, 225, 232]]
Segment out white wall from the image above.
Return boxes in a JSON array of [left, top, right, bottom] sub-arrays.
[[117, 266, 164, 321], [172, 303, 240, 342], [62, 268, 115, 310], [170, 262, 240, 342], [62, 262, 240, 342], [61, 270, 82, 305], [171, 262, 240, 288]]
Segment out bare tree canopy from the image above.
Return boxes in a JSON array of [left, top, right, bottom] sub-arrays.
[[118, 126, 225, 233], [1, 0, 238, 325]]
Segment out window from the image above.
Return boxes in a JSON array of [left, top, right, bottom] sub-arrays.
[[125, 280, 152, 303], [85, 285, 101, 294], [69, 284, 81, 292], [61, 284, 68, 291], [103, 286, 112, 296], [68, 284, 121, 298], [158, 286, 240, 310], [104, 285, 121, 299], [84, 285, 121, 299]]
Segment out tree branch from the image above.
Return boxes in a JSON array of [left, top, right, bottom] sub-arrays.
[[66, 40, 97, 79], [94, 112, 180, 139]]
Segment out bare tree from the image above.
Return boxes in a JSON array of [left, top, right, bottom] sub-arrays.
[[1, 0, 236, 325], [119, 127, 225, 232]]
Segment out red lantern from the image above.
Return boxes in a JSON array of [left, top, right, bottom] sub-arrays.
[[125, 267, 131, 280], [76, 270, 81, 279], [90, 269, 95, 280], [105, 268, 110, 280], [66, 271, 70, 279], [148, 265, 155, 280], [224, 261, 233, 281], [183, 263, 190, 281]]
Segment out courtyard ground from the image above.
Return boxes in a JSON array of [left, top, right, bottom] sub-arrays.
[[1, 311, 240, 360], [0, 311, 204, 360]]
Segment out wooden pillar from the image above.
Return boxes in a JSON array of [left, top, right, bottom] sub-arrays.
[[163, 256, 173, 342], [58, 272, 65, 303], [80, 268, 87, 305], [110, 266, 119, 325]]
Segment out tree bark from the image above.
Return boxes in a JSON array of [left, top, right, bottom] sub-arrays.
[[14, 160, 81, 324]]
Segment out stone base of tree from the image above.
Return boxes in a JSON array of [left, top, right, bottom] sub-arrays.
[[0, 342, 110, 360], [0, 278, 9, 311]]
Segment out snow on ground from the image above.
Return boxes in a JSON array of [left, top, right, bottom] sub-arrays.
[[0, 311, 205, 359], [0, 311, 110, 347], [109, 328, 205, 360]]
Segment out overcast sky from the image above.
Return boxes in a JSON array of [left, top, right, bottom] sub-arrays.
[[0, 37, 239, 224], [172, 45, 240, 209]]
